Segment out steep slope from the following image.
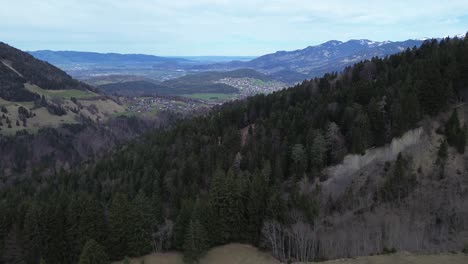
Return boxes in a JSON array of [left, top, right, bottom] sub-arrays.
[[1, 36, 468, 264], [0, 42, 92, 101]]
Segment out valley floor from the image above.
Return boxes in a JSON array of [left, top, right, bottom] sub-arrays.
[[113, 244, 468, 264]]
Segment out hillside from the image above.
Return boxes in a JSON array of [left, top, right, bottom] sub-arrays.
[[1, 36, 468, 264], [0, 42, 93, 101], [0, 42, 130, 135], [0, 42, 164, 178]]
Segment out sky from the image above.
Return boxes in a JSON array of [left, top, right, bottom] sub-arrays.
[[1, 0, 467, 56]]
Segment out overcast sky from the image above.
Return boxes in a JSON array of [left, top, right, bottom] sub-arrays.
[[1, 0, 467, 56]]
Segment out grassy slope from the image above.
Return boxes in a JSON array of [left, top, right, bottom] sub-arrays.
[[319, 253, 468, 264], [112, 244, 468, 264], [26, 83, 98, 99], [0, 84, 125, 135]]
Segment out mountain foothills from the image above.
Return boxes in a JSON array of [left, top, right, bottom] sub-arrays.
[[1, 35, 468, 264]]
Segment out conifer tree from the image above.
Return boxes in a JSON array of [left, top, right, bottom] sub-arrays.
[[173, 200, 194, 250], [2, 225, 25, 264], [183, 220, 208, 264], [310, 131, 327, 171], [107, 193, 132, 259], [78, 239, 109, 264], [128, 192, 153, 256]]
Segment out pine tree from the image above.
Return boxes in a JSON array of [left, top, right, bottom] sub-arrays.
[[445, 109, 466, 153], [350, 111, 372, 154], [173, 200, 194, 250], [326, 122, 346, 164], [436, 139, 449, 179], [446, 109, 460, 146], [107, 193, 132, 259], [207, 168, 245, 245], [23, 202, 46, 264], [2, 225, 26, 264], [78, 239, 110, 264], [67, 194, 106, 262], [128, 192, 153, 256], [246, 171, 268, 244], [291, 144, 306, 178], [310, 131, 327, 171], [183, 220, 208, 263]]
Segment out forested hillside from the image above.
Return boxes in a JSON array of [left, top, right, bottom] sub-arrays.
[[1, 35, 468, 264]]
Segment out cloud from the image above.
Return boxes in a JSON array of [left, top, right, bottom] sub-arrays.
[[0, 0, 467, 55]]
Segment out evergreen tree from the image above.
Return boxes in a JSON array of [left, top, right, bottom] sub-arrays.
[[326, 122, 346, 164], [173, 200, 194, 250], [445, 109, 466, 153], [23, 202, 46, 264], [183, 220, 208, 264], [291, 144, 306, 178], [446, 109, 461, 146], [107, 193, 132, 259], [67, 194, 107, 262], [310, 131, 327, 171], [2, 225, 25, 264], [207, 169, 245, 245], [128, 192, 153, 256], [436, 139, 449, 179], [350, 111, 372, 154], [246, 171, 268, 244], [78, 239, 110, 264]]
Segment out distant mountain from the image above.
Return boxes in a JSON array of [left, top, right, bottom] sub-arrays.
[[171, 56, 257, 63], [29, 50, 191, 66], [197, 39, 424, 83], [0, 42, 92, 101]]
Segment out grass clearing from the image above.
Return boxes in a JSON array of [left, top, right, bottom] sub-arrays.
[[112, 244, 278, 264], [25, 83, 98, 99], [112, 244, 468, 264], [318, 252, 468, 264]]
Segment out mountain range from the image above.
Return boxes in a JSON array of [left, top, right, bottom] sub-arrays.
[[199, 39, 424, 82], [29, 39, 425, 84]]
